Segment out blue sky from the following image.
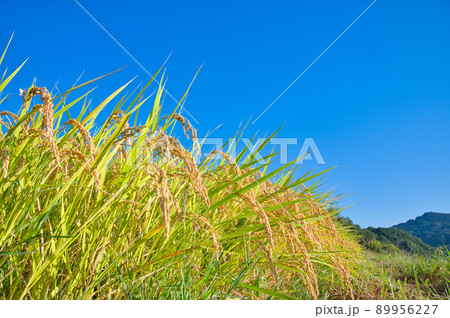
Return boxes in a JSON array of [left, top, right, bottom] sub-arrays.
[[1, 0, 449, 227]]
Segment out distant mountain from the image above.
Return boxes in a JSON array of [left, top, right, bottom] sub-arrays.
[[336, 216, 435, 255], [394, 212, 450, 247]]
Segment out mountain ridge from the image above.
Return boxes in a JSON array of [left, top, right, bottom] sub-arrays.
[[393, 211, 450, 247], [336, 215, 435, 255], [337, 211, 449, 254]]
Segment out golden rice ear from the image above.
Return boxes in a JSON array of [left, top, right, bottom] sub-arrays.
[[209, 150, 241, 175], [23, 87, 61, 168], [153, 129, 211, 207], [0, 111, 19, 125], [61, 119, 97, 161], [0, 145, 8, 177], [154, 167, 182, 238], [289, 229, 319, 299], [195, 214, 222, 260], [162, 113, 201, 153], [60, 118, 100, 190], [162, 113, 196, 140], [103, 110, 124, 132], [239, 192, 275, 254]]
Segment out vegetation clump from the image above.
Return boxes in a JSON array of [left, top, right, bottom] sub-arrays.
[[356, 249, 450, 299]]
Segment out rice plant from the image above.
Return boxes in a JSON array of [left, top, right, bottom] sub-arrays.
[[0, 36, 360, 300]]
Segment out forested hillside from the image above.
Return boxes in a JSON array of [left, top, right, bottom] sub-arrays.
[[337, 216, 435, 254], [394, 212, 450, 247]]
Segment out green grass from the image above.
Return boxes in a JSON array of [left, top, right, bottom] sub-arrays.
[[353, 249, 450, 299]]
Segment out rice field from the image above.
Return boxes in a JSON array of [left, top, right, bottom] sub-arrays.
[[0, 37, 361, 300], [2, 35, 448, 301]]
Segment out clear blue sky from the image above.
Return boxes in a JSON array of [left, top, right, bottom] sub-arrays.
[[1, 0, 449, 227]]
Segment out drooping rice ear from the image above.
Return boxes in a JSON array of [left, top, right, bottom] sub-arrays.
[[61, 119, 97, 161], [26, 87, 61, 168], [0, 145, 8, 177], [60, 118, 100, 189]]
